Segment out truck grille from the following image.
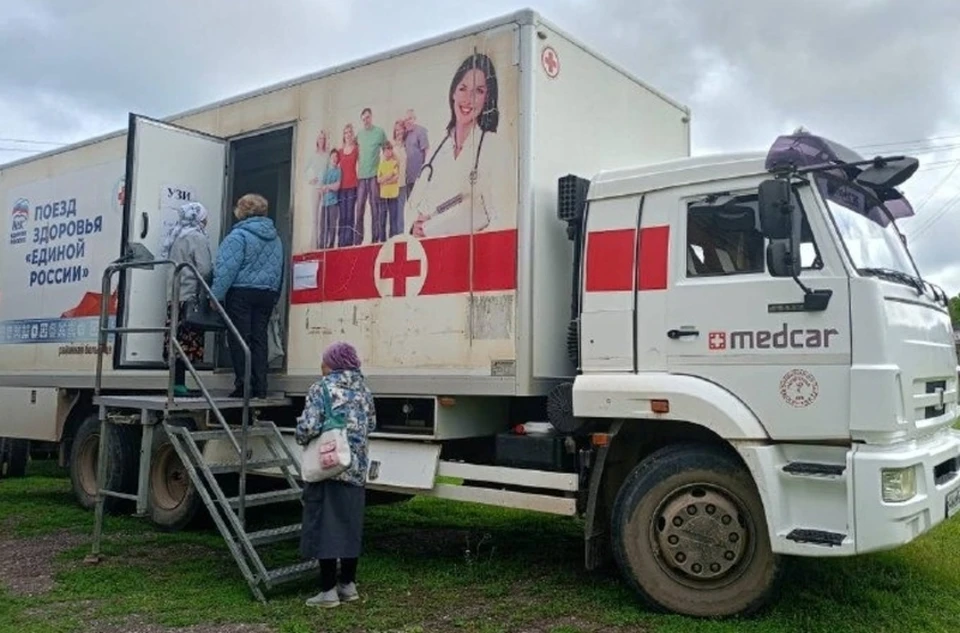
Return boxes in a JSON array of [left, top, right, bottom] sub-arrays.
[[925, 380, 948, 420], [912, 378, 955, 422]]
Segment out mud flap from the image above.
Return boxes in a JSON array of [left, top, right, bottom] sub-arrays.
[[584, 420, 623, 571]]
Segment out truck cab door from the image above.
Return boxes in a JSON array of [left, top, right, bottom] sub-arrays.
[[579, 195, 643, 373], [662, 182, 851, 441], [115, 114, 228, 369]]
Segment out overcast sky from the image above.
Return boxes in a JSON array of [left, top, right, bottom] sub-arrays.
[[3, 0, 960, 291]]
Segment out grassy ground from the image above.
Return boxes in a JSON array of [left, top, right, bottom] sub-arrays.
[[2, 462, 960, 633]]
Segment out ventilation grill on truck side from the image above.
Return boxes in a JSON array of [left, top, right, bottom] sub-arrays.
[[557, 174, 590, 224], [557, 174, 591, 371]]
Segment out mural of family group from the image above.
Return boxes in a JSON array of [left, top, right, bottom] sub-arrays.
[[305, 50, 511, 250]]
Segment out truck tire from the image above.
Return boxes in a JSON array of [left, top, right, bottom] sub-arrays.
[[610, 443, 782, 618], [0, 438, 29, 478], [148, 417, 202, 532], [69, 414, 140, 513]]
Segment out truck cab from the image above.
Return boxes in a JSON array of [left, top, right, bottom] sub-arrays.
[[561, 131, 960, 617]]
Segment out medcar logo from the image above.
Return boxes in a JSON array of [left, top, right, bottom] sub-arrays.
[[708, 324, 839, 351]]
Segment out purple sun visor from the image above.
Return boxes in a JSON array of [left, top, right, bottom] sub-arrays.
[[765, 131, 915, 227]]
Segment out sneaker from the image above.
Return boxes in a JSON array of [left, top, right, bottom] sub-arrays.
[[305, 588, 340, 608], [173, 385, 191, 397], [338, 582, 359, 602]]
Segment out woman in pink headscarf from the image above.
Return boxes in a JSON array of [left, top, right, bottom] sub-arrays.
[[295, 341, 377, 608]]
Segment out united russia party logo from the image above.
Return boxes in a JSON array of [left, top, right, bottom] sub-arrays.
[[10, 198, 28, 245]]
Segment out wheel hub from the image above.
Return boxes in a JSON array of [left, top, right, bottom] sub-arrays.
[[152, 445, 189, 510], [655, 486, 747, 581]]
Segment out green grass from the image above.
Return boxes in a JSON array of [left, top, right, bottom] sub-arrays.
[[2, 461, 960, 632]]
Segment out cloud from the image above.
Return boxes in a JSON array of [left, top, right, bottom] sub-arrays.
[[3, 0, 960, 288]]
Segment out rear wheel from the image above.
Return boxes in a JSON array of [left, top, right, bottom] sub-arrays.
[[611, 443, 782, 618], [148, 418, 202, 531], [69, 414, 140, 513]]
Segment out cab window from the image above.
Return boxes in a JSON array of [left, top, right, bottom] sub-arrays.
[[686, 192, 821, 277]]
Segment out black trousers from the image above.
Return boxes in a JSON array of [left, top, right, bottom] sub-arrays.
[[174, 359, 186, 387], [224, 288, 278, 397], [320, 558, 358, 592]]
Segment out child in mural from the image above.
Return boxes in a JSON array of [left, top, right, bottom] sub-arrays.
[[318, 149, 342, 249], [337, 124, 360, 247], [405, 51, 507, 238], [307, 131, 331, 249], [376, 141, 402, 242], [391, 120, 408, 217]]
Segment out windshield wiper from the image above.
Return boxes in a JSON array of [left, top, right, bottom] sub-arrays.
[[859, 267, 924, 294]]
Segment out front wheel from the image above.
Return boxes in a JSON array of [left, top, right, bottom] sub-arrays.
[[610, 443, 782, 618]]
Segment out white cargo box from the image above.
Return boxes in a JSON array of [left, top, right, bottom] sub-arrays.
[[0, 10, 689, 398]]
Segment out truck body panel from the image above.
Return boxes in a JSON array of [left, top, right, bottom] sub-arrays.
[[0, 387, 62, 441], [526, 20, 689, 385], [0, 10, 691, 403]]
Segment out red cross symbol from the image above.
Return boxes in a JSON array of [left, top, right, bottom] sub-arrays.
[[708, 331, 727, 351], [541, 46, 559, 78], [379, 241, 422, 297]]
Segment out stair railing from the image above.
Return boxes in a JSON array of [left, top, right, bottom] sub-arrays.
[[94, 253, 254, 525], [168, 260, 253, 524]]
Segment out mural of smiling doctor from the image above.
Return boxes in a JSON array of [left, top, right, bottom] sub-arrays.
[[406, 51, 509, 238]]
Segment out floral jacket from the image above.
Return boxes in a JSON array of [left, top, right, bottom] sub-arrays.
[[294, 369, 377, 487]]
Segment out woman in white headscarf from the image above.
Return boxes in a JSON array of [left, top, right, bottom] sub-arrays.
[[161, 202, 213, 396]]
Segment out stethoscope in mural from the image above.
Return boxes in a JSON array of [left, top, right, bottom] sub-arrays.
[[419, 128, 487, 186], [408, 130, 487, 236]]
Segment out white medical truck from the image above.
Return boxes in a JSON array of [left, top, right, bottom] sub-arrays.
[[1, 8, 959, 619]]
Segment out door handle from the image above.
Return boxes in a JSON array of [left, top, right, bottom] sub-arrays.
[[140, 212, 149, 239], [667, 329, 699, 339]]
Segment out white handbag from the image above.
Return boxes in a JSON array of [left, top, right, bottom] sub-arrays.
[[300, 383, 352, 483]]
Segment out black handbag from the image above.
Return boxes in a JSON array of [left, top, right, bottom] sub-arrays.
[[182, 297, 225, 332]]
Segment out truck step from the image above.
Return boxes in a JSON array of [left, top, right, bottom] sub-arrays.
[[227, 489, 301, 509], [247, 523, 302, 546], [264, 560, 320, 587], [782, 462, 846, 477], [188, 427, 277, 442], [207, 457, 294, 475], [786, 528, 846, 547]]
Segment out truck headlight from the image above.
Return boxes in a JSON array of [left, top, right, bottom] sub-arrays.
[[881, 467, 918, 503]]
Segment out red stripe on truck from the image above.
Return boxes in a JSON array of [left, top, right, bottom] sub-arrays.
[[584, 229, 636, 292], [637, 225, 669, 290], [290, 229, 517, 304], [584, 225, 670, 293]]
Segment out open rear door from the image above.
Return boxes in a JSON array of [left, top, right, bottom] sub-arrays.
[[116, 114, 227, 369]]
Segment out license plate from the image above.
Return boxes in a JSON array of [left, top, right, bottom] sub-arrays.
[[947, 488, 960, 519]]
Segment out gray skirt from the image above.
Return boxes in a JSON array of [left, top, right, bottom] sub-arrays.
[[299, 479, 366, 561]]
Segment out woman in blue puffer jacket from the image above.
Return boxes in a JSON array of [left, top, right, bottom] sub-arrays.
[[211, 193, 284, 399]]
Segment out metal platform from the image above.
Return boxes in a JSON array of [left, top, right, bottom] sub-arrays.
[[92, 393, 292, 411]]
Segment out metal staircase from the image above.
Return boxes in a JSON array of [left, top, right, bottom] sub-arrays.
[[84, 248, 318, 601]]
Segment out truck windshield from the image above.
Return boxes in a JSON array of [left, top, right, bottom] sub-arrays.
[[818, 176, 921, 283]]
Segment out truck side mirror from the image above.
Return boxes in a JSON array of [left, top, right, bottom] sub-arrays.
[[855, 157, 919, 190], [758, 179, 802, 278], [758, 179, 793, 239], [766, 239, 801, 278]]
